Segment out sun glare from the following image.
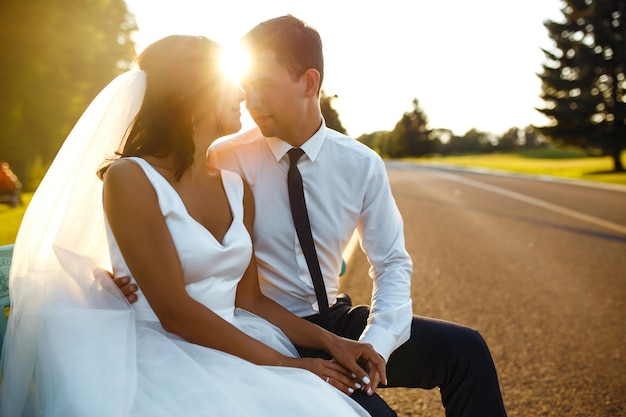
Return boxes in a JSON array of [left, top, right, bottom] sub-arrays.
[[220, 44, 249, 84]]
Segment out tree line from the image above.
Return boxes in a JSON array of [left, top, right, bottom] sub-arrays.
[[0, 0, 137, 190], [351, 99, 547, 158]]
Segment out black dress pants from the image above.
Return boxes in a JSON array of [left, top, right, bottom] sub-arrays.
[[298, 294, 508, 417]]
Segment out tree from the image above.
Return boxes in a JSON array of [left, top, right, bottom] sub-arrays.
[[0, 0, 137, 189], [536, 0, 626, 171], [357, 131, 390, 155], [386, 98, 432, 157], [320, 90, 347, 134], [446, 128, 494, 154], [496, 127, 521, 151]]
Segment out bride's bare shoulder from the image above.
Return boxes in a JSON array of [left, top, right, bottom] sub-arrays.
[[105, 158, 144, 178], [103, 158, 153, 198]]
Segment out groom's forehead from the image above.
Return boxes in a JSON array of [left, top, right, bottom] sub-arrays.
[[248, 49, 280, 68], [245, 50, 289, 77]]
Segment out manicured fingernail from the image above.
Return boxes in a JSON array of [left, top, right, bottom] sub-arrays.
[[351, 373, 357, 378], [354, 383, 362, 389], [348, 387, 354, 394], [367, 387, 373, 395], [362, 376, 370, 384]]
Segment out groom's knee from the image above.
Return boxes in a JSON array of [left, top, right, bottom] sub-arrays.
[[350, 390, 397, 417]]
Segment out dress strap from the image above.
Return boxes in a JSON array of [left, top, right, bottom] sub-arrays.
[[123, 157, 183, 214], [219, 169, 245, 221]]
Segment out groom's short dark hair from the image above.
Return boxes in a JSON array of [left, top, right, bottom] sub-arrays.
[[242, 15, 324, 91]]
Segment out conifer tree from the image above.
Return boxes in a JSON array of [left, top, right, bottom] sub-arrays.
[[537, 0, 625, 171]]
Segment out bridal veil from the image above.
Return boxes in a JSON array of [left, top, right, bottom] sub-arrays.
[[0, 70, 146, 416]]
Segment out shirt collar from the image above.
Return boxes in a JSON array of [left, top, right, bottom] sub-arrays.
[[267, 119, 327, 163]]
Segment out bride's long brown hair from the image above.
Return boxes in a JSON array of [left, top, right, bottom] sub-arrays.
[[98, 35, 222, 180]]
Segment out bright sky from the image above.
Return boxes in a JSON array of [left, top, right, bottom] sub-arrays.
[[125, 0, 564, 137]]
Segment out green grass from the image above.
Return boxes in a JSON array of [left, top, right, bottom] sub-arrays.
[[0, 193, 32, 246], [415, 149, 626, 187], [1, 149, 625, 246]]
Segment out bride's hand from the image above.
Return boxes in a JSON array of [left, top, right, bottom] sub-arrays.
[[326, 337, 387, 396], [93, 267, 138, 303], [284, 357, 361, 396]]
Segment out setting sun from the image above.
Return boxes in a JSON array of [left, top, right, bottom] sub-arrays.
[[220, 43, 250, 83]]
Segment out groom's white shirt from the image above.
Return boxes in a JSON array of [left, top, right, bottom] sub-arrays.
[[208, 121, 412, 361]]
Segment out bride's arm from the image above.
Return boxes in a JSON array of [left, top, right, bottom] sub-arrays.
[[235, 180, 386, 393], [103, 160, 301, 367]]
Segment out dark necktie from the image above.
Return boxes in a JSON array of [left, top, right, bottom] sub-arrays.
[[287, 148, 330, 330]]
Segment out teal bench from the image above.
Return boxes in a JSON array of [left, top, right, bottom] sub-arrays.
[[0, 244, 13, 351]]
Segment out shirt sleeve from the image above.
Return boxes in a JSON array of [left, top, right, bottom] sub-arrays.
[[356, 157, 413, 362]]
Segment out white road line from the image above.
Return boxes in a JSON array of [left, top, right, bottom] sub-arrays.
[[387, 160, 626, 193], [342, 165, 626, 267], [435, 171, 626, 236]]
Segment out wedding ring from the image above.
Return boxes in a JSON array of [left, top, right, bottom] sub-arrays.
[[325, 376, 330, 383]]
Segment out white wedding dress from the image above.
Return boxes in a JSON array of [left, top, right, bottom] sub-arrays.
[[0, 70, 370, 417], [104, 157, 369, 416]]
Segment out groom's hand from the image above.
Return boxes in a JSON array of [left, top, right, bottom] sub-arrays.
[[93, 267, 138, 303]]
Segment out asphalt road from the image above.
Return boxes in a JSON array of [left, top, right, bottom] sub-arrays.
[[339, 161, 626, 417]]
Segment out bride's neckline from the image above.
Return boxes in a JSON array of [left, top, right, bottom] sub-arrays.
[[131, 157, 235, 246]]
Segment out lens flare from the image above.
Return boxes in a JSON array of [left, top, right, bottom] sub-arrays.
[[220, 44, 249, 84]]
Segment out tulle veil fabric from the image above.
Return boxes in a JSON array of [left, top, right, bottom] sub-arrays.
[[0, 70, 147, 416]]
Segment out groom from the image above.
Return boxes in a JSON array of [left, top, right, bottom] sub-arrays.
[[118, 15, 508, 417]]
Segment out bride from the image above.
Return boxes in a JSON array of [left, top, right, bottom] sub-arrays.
[[0, 35, 383, 416]]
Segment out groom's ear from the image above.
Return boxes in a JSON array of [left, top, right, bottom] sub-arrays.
[[302, 68, 321, 98]]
